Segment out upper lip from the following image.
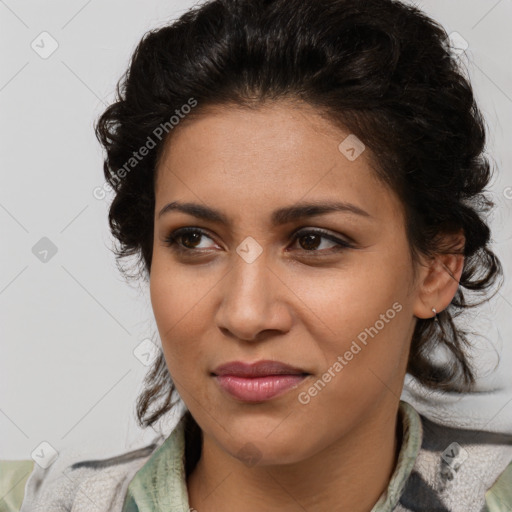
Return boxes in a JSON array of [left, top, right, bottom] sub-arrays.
[[212, 360, 308, 377]]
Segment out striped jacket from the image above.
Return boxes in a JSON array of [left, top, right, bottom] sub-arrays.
[[1, 400, 511, 512]]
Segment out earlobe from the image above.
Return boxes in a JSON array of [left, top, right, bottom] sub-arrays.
[[412, 235, 465, 320]]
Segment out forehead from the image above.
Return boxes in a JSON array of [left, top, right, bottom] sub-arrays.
[[154, 102, 401, 224]]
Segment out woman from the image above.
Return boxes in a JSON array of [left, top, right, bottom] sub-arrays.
[[4, 0, 512, 510]]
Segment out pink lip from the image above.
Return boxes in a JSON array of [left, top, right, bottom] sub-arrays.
[[212, 360, 309, 402], [214, 375, 307, 402]]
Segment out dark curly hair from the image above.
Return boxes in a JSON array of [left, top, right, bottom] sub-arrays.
[[95, 0, 503, 431]]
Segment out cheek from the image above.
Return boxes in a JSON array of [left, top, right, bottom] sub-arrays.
[[289, 250, 413, 381], [149, 257, 206, 374], [290, 250, 409, 332], [292, 285, 410, 427], [149, 247, 208, 330]]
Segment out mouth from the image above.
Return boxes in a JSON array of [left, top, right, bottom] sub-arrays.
[[211, 360, 310, 402]]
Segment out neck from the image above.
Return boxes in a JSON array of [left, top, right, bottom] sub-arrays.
[[187, 400, 403, 512]]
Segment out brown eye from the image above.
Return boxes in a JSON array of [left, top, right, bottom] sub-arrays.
[[290, 229, 354, 254], [298, 233, 323, 251], [180, 231, 203, 249], [164, 228, 216, 252]]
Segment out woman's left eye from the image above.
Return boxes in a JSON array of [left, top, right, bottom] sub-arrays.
[[163, 227, 354, 255], [289, 229, 354, 253]]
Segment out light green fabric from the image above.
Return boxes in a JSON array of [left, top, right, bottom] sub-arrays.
[[122, 413, 190, 512], [0, 460, 34, 512], [123, 400, 424, 512], [485, 461, 512, 512]]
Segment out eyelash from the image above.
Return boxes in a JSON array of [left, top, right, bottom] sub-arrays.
[[163, 227, 354, 256]]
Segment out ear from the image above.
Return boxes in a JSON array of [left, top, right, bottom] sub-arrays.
[[412, 231, 465, 320]]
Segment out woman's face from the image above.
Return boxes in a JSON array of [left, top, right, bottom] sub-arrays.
[[150, 101, 426, 465]]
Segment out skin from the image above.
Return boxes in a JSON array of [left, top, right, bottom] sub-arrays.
[[149, 100, 464, 512]]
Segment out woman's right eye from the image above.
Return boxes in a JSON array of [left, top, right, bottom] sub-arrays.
[[163, 227, 217, 253]]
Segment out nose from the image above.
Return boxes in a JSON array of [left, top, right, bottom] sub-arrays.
[[214, 252, 293, 342]]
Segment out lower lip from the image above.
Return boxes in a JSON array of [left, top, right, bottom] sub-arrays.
[[214, 374, 307, 402]]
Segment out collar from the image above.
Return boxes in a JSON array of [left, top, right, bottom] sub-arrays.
[[123, 400, 423, 512]]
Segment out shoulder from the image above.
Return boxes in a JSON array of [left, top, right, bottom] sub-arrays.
[[0, 441, 161, 512], [0, 460, 35, 512], [397, 410, 512, 512], [485, 460, 512, 511]]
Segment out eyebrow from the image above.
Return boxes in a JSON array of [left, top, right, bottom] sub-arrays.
[[158, 200, 371, 227]]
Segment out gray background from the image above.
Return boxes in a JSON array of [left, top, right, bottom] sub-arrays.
[[1, 0, 511, 461]]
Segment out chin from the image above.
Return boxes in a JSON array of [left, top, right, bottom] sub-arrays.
[[221, 428, 309, 467]]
